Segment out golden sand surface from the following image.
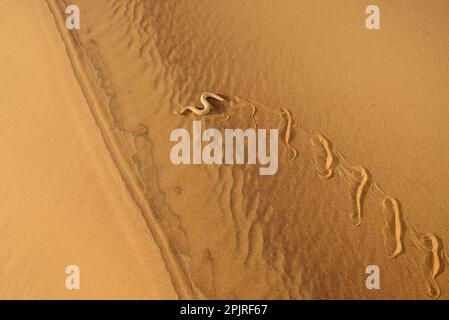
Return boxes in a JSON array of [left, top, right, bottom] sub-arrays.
[[0, 1, 176, 299], [1, 0, 449, 299]]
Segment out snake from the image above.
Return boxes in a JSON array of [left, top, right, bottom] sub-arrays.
[[179, 92, 225, 116]]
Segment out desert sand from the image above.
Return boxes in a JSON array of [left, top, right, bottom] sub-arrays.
[[1, 0, 449, 299], [0, 1, 176, 299]]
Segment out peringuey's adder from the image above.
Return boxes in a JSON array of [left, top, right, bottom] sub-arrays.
[[179, 92, 225, 116]]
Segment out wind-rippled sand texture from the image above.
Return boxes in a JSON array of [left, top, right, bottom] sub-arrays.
[[47, 0, 449, 299]]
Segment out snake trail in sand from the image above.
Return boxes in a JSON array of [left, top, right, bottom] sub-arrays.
[[310, 133, 335, 179], [179, 92, 225, 116], [427, 234, 443, 299], [279, 108, 298, 160], [178, 92, 449, 298], [351, 166, 369, 226], [410, 228, 443, 299], [272, 108, 449, 297], [338, 163, 369, 226], [382, 197, 404, 258], [248, 103, 257, 130]]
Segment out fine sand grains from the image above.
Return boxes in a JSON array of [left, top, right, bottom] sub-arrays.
[[249, 103, 257, 130]]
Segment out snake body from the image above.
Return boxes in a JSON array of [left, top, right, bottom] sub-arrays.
[[179, 92, 225, 116]]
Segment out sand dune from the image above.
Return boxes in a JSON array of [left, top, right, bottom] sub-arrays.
[[1, 0, 448, 299]]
